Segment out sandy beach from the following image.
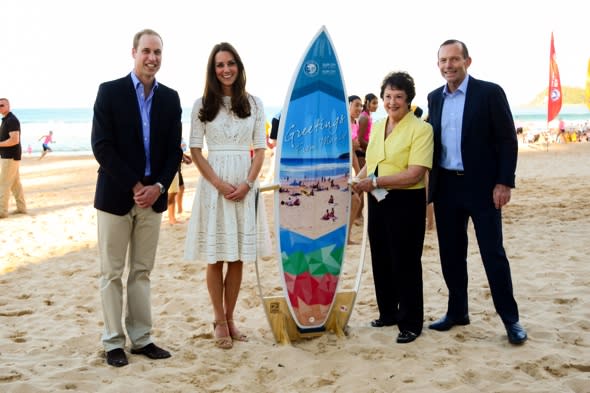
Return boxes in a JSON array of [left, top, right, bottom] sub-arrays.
[[1, 143, 589, 393]]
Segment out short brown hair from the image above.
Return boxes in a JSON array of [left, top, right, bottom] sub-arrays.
[[438, 39, 469, 59], [133, 29, 162, 50]]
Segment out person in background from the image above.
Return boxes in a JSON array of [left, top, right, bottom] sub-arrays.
[[91, 29, 182, 367], [38, 130, 55, 159], [426, 39, 527, 345], [348, 96, 363, 174], [347, 95, 362, 244], [184, 42, 270, 350], [0, 98, 26, 219], [414, 106, 434, 231], [413, 106, 423, 119], [268, 112, 280, 148], [262, 112, 280, 181], [353, 94, 378, 226], [173, 139, 192, 218], [166, 149, 191, 225], [557, 118, 567, 144], [352, 72, 433, 344], [356, 93, 379, 169], [167, 169, 181, 224]]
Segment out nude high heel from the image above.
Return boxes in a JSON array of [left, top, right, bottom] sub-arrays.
[[227, 319, 248, 342], [213, 320, 233, 349]]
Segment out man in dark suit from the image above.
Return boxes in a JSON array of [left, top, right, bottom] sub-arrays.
[[91, 29, 182, 367], [426, 39, 527, 345]]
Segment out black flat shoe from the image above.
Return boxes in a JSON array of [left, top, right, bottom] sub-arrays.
[[370, 318, 396, 328], [396, 330, 418, 344], [505, 322, 527, 345], [106, 348, 128, 367], [130, 343, 171, 359], [428, 314, 470, 331]]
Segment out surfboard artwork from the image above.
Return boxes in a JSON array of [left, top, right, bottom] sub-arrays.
[[273, 26, 352, 332]]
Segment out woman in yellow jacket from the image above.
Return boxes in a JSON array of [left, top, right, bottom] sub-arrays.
[[352, 71, 433, 344]]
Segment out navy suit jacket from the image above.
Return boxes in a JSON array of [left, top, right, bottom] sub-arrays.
[[91, 74, 182, 215], [427, 76, 518, 206]]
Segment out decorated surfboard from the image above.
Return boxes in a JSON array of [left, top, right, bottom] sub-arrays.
[[271, 26, 352, 333]]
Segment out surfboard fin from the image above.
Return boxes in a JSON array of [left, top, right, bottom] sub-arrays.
[[325, 291, 357, 337], [262, 296, 327, 343], [262, 296, 294, 344]]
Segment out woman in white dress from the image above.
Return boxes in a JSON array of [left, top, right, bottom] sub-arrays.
[[184, 42, 267, 349]]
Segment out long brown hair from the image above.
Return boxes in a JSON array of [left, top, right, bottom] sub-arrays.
[[199, 42, 251, 122]]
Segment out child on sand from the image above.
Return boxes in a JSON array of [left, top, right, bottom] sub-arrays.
[[167, 152, 192, 224]]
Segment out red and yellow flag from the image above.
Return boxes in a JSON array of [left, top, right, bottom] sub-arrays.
[[547, 32, 562, 123]]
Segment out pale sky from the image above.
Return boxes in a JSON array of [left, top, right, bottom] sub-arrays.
[[2, 0, 589, 111]]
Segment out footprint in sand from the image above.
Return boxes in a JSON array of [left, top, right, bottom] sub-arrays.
[[9, 331, 27, 343], [0, 369, 22, 382], [0, 309, 33, 317]]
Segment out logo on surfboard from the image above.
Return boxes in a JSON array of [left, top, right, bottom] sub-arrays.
[[303, 61, 319, 77]]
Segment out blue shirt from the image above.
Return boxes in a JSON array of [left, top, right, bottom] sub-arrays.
[[440, 75, 469, 171], [130, 71, 158, 176]]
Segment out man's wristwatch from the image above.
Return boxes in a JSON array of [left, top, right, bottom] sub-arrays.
[[155, 182, 165, 194], [245, 180, 255, 189], [372, 177, 378, 188]]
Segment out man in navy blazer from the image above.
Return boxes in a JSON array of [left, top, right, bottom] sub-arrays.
[[426, 39, 527, 345], [91, 29, 182, 367]]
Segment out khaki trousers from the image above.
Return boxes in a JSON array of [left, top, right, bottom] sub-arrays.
[[97, 205, 162, 351], [0, 158, 26, 216]]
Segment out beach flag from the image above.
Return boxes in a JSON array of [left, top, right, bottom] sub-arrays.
[[585, 58, 590, 112], [547, 32, 562, 123]]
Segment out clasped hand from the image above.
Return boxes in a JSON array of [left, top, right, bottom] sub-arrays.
[[352, 177, 373, 193], [218, 180, 249, 202], [133, 184, 160, 208]]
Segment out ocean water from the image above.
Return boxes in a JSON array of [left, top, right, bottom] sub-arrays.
[[16, 107, 195, 155], [279, 157, 351, 182], [16, 106, 282, 156], [13, 105, 590, 155]]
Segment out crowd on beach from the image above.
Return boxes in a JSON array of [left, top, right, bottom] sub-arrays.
[[518, 119, 590, 145], [1, 29, 542, 368]]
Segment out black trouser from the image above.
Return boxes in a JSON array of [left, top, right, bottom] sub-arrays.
[[433, 169, 519, 324], [368, 188, 425, 334]]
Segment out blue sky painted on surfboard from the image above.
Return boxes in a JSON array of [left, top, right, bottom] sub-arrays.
[[279, 28, 349, 161], [280, 94, 349, 160]]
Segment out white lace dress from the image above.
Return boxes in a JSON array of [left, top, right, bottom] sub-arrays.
[[184, 95, 272, 263]]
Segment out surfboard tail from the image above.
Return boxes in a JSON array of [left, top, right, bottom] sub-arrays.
[[262, 296, 324, 343], [261, 290, 359, 344]]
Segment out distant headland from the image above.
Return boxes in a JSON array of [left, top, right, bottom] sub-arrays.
[[527, 86, 586, 106]]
